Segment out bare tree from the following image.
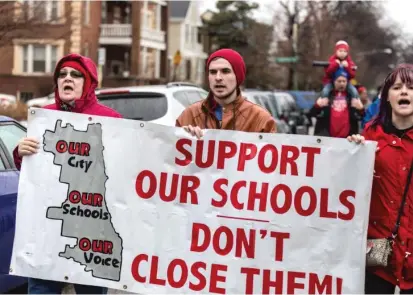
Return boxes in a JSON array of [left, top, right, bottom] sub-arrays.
[[272, 0, 400, 90], [243, 20, 275, 89], [0, 1, 71, 48]]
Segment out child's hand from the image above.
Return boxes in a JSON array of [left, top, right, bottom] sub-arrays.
[[335, 59, 341, 65], [316, 97, 329, 107], [342, 60, 349, 67]]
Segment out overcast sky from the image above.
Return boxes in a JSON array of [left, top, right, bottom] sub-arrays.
[[199, 0, 413, 35]]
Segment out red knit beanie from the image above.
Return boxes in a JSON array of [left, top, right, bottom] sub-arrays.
[[206, 48, 246, 86], [358, 86, 367, 93], [335, 40, 349, 52], [57, 60, 91, 99]]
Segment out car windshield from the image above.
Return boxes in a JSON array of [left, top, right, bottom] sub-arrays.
[[98, 92, 168, 121], [0, 122, 26, 156]]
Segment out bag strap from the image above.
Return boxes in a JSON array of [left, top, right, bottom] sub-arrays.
[[390, 158, 413, 240]]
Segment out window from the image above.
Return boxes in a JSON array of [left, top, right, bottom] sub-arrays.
[[173, 91, 189, 106], [98, 93, 168, 121], [101, 1, 107, 23], [83, 0, 90, 24], [197, 90, 208, 99], [139, 47, 146, 75], [186, 90, 204, 105], [0, 157, 5, 170], [113, 6, 121, 24], [50, 45, 57, 70], [0, 123, 26, 157], [124, 6, 131, 24], [20, 92, 34, 102], [173, 90, 206, 107], [197, 30, 202, 44], [146, 48, 156, 78], [34, 1, 47, 21], [23, 0, 61, 22], [21, 44, 58, 73], [51, 1, 58, 20], [185, 59, 191, 80], [147, 2, 157, 29], [33, 45, 46, 72], [23, 45, 28, 73]]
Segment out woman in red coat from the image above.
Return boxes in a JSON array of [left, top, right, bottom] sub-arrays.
[[349, 64, 413, 293], [13, 53, 121, 294]]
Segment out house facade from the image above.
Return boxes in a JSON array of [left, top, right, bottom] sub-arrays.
[[0, 0, 169, 101], [168, 0, 207, 86]]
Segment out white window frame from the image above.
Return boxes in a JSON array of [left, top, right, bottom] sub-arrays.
[[22, 44, 56, 73], [13, 39, 65, 76], [83, 0, 90, 25], [141, 1, 149, 29], [21, 0, 62, 22]]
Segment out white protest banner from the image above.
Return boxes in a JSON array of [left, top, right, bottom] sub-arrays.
[[10, 108, 376, 294]]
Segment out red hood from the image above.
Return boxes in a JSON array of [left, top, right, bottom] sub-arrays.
[[53, 53, 98, 112]]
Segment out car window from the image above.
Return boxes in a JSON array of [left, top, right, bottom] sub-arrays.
[[198, 90, 208, 99], [172, 91, 189, 106], [258, 95, 279, 119], [253, 95, 263, 106], [173, 90, 206, 107], [0, 155, 5, 170], [283, 94, 298, 111], [265, 94, 280, 118], [0, 122, 26, 157], [97, 93, 168, 121], [274, 94, 289, 114], [186, 91, 203, 105]]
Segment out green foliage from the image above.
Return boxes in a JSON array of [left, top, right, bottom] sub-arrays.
[[203, 1, 259, 50]]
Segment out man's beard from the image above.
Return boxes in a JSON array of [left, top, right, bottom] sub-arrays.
[[213, 86, 237, 101]]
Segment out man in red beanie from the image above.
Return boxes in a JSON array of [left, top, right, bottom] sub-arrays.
[[13, 53, 121, 294], [176, 48, 276, 137]]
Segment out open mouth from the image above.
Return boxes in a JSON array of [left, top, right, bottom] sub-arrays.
[[63, 85, 74, 91], [398, 99, 411, 105], [215, 85, 226, 89]]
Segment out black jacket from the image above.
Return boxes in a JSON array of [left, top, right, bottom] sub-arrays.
[[309, 91, 364, 137]]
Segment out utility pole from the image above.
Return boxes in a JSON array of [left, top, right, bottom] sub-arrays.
[[292, 21, 298, 90], [287, 2, 298, 90], [292, 1, 298, 90]]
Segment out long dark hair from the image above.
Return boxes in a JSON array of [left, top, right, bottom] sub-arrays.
[[370, 64, 413, 129]]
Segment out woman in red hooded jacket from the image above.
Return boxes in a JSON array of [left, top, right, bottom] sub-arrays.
[[13, 53, 121, 294], [348, 64, 413, 294]]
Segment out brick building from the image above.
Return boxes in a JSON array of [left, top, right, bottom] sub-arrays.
[[0, 0, 169, 101]]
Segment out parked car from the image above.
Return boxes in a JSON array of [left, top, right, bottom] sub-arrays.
[[286, 91, 319, 133], [242, 90, 290, 134], [287, 91, 318, 111], [0, 94, 17, 107], [273, 91, 310, 134], [0, 116, 27, 293], [95, 84, 208, 126], [26, 92, 55, 108]]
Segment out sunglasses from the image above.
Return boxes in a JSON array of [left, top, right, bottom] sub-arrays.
[[58, 70, 84, 79]]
